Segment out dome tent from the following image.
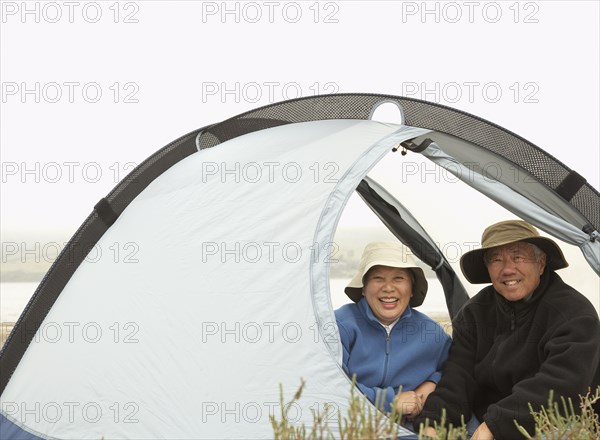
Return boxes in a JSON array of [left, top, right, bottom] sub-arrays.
[[1, 94, 598, 439]]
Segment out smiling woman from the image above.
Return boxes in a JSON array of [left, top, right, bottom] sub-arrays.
[[362, 266, 414, 326], [334, 241, 451, 422]]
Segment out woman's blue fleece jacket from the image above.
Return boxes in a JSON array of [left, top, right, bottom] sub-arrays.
[[335, 298, 451, 411]]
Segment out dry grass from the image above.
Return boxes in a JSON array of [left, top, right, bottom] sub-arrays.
[[515, 387, 600, 439], [271, 377, 404, 440], [430, 314, 453, 336], [272, 381, 600, 439], [0, 322, 15, 350], [271, 378, 467, 439]]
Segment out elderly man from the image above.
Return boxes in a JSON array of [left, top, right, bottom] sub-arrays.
[[417, 220, 600, 439]]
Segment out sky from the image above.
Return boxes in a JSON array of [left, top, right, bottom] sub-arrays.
[[1, 1, 599, 308]]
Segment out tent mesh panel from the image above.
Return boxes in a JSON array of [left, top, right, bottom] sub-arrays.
[[572, 187, 600, 231], [199, 95, 385, 148], [199, 94, 599, 231]]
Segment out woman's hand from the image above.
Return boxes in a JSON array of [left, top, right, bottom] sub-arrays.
[[413, 380, 436, 403], [394, 381, 438, 419], [394, 391, 423, 419]]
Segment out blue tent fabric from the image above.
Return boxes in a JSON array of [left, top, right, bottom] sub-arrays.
[[0, 414, 42, 440]]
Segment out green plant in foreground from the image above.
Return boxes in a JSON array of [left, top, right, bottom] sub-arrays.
[[336, 377, 400, 440], [416, 410, 467, 440], [270, 378, 309, 439], [515, 387, 600, 439], [271, 378, 467, 439], [270, 376, 400, 440], [272, 381, 600, 439]]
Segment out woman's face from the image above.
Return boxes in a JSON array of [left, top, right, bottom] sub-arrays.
[[362, 265, 413, 325]]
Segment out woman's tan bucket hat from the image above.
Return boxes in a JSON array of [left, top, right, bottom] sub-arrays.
[[460, 220, 569, 284], [344, 241, 428, 307]]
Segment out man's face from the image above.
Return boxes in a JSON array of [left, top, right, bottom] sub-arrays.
[[485, 242, 546, 302], [362, 265, 413, 325]]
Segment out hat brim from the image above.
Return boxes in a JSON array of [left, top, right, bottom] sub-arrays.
[[460, 236, 568, 284], [344, 263, 428, 307]]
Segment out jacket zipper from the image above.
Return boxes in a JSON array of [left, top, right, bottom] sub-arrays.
[[510, 309, 516, 331], [380, 332, 391, 386]]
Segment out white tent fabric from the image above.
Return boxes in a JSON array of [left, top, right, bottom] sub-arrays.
[[1, 120, 428, 439]]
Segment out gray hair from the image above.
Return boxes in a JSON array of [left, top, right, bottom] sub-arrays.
[[528, 243, 545, 261]]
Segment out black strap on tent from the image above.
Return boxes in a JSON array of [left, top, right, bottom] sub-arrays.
[[94, 198, 119, 227], [355, 180, 470, 319], [556, 170, 586, 202]]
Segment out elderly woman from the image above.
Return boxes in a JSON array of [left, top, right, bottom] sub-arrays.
[[418, 220, 600, 439], [335, 241, 451, 420]]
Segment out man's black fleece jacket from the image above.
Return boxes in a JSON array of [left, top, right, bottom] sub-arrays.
[[415, 271, 600, 439]]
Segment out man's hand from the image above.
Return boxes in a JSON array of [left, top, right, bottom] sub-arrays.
[[394, 391, 423, 419], [471, 421, 494, 439], [421, 426, 437, 438]]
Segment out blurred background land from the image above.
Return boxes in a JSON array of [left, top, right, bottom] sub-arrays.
[[0, 227, 438, 282]]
